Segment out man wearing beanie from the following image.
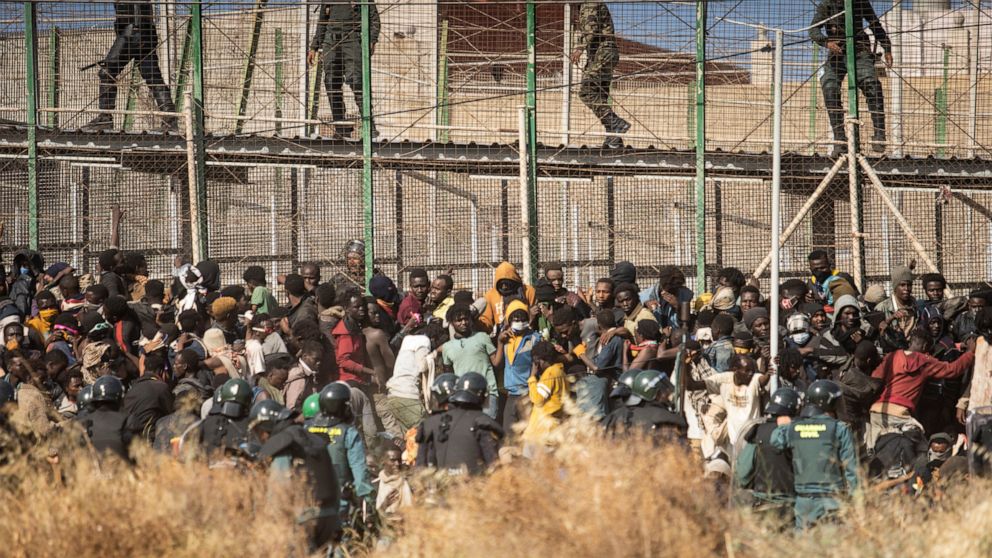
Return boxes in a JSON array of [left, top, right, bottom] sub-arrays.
[[876, 264, 920, 339]]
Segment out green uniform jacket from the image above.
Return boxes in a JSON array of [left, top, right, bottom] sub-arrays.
[[809, 0, 891, 53], [771, 413, 860, 496], [310, 1, 381, 51]]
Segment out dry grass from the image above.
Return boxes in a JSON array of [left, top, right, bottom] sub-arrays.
[[0, 438, 312, 558], [5, 421, 992, 558]]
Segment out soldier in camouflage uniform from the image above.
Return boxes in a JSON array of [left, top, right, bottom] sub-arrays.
[[308, 1, 381, 139], [810, 0, 892, 156], [572, 1, 629, 149]]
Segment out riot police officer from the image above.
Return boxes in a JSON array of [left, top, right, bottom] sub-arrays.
[[302, 393, 321, 428], [772, 380, 860, 529], [74, 385, 95, 423], [84, 0, 177, 131], [83, 375, 132, 461], [307, 1, 381, 140], [604, 369, 687, 441], [414, 373, 458, 466], [735, 387, 801, 529], [416, 372, 503, 475], [188, 378, 252, 462], [306, 382, 375, 517], [250, 399, 341, 554]]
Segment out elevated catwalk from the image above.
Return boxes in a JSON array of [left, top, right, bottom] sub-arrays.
[[1, 125, 990, 186]]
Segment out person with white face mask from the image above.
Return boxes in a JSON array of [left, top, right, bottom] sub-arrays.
[[786, 313, 814, 349], [493, 300, 542, 433]]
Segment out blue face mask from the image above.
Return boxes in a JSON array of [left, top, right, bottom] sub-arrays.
[[19, 267, 30, 276], [789, 332, 811, 346]]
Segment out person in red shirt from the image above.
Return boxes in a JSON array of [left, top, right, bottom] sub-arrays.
[[868, 327, 975, 450], [397, 268, 430, 327], [332, 289, 375, 386]]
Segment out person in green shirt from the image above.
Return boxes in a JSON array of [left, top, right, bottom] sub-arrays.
[[243, 265, 278, 315], [441, 304, 501, 419]]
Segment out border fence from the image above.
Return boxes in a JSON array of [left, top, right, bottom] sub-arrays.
[[1, 1, 991, 296]]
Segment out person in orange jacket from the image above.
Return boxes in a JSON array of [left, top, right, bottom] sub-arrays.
[[479, 262, 536, 334]]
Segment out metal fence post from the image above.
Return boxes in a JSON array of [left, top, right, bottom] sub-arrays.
[[694, 0, 707, 291], [47, 26, 60, 129], [24, 0, 40, 250], [769, 29, 784, 393], [361, 0, 375, 288], [191, 0, 208, 259], [525, 0, 539, 281]]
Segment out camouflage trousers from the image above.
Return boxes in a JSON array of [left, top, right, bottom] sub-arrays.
[[579, 47, 620, 121]]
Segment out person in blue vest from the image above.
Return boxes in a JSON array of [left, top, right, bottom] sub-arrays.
[[772, 380, 860, 529]]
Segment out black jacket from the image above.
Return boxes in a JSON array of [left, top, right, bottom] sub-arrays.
[[86, 406, 132, 461], [416, 406, 503, 475], [123, 374, 175, 440]]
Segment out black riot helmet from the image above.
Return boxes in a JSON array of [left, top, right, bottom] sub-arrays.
[[804, 380, 843, 415], [217, 378, 252, 419], [431, 373, 459, 406], [318, 382, 352, 421], [91, 375, 125, 404], [448, 372, 488, 407], [249, 399, 295, 433], [765, 387, 802, 417]]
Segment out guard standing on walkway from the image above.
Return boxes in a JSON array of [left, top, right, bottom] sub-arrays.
[[416, 372, 504, 475], [308, 1, 381, 140], [84, 0, 177, 131], [306, 383, 375, 518], [772, 379, 860, 529], [572, 1, 630, 149], [735, 387, 801, 530], [810, 0, 892, 156]]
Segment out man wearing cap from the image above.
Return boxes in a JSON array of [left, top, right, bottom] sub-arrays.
[[210, 296, 242, 345], [909, 432, 955, 494], [875, 264, 921, 329]]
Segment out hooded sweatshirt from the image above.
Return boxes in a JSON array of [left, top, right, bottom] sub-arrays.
[[480, 262, 535, 332]]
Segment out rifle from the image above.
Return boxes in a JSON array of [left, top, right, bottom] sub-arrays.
[[80, 23, 134, 72]]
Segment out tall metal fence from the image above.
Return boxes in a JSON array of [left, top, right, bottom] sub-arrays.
[[1, 1, 991, 296]]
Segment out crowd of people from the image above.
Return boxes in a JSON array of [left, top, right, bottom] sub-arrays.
[[2, 227, 992, 548]]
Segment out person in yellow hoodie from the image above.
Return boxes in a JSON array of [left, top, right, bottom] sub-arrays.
[[522, 341, 569, 454], [479, 262, 536, 333]]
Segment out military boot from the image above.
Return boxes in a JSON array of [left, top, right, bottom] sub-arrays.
[[82, 113, 114, 131], [603, 135, 624, 149], [603, 111, 631, 135]]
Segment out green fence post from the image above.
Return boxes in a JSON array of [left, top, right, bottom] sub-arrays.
[[935, 45, 949, 158], [808, 44, 819, 155], [694, 0, 707, 291], [47, 26, 60, 129], [437, 20, 450, 143], [687, 80, 696, 149], [525, 0, 539, 280], [122, 65, 141, 131], [25, 1, 40, 250], [361, 0, 375, 287], [173, 23, 192, 111], [191, 0, 208, 259], [235, 0, 269, 134], [274, 28, 283, 134]]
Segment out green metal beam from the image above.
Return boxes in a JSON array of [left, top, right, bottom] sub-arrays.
[[234, 0, 269, 134], [307, 61, 322, 136], [844, 0, 865, 289], [25, 1, 40, 250], [694, 0, 707, 290], [173, 22, 193, 112], [935, 45, 949, 158], [274, 28, 283, 135], [361, 0, 375, 288], [525, 0, 539, 281], [122, 65, 141, 132], [191, 0, 209, 259], [808, 44, 819, 155], [47, 27, 60, 129], [437, 19, 450, 143]]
